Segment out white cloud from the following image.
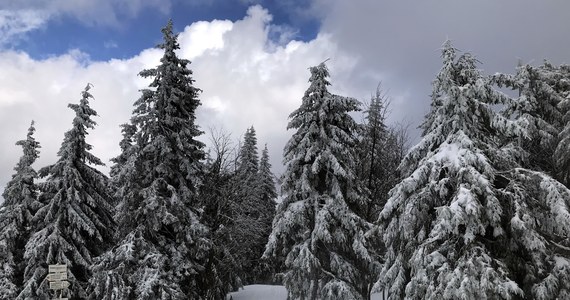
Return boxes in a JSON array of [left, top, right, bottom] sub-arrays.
[[178, 20, 233, 60], [0, 5, 358, 199], [104, 40, 118, 49], [0, 9, 47, 46]]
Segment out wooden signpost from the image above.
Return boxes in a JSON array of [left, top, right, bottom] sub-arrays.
[[47, 264, 69, 300]]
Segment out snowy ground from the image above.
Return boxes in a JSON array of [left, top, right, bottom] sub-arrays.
[[227, 284, 386, 300]]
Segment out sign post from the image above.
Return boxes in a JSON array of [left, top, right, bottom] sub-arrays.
[[47, 264, 69, 300]]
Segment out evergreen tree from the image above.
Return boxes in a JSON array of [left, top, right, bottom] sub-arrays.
[[264, 62, 377, 300], [259, 144, 277, 205], [90, 20, 211, 300], [356, 86, 407, 222], [555, 69, 570, 186], [18, 85, 115, 299], [233, 126, 265, 284], [108, 123, 137, 211], [0, 121, 41, 299], [493, 62, 569, 179], [237, 126, 260, 177], [252, 144, 277, 283], [109, 123, 137, 180], [376, 41, 570, 299], [492, 61, 570, 299]]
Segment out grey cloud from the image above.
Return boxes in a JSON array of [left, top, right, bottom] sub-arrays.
[[320, 0, 570, 141], [0, 0, 172, 30]]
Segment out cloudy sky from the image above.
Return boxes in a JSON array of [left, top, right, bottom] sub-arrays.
[[1, 0, 569, 200]]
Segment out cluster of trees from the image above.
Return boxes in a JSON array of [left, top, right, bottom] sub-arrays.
[[1, 20, 569, 300], [263, 42, 570, 300], [0, 21, 278, 299]]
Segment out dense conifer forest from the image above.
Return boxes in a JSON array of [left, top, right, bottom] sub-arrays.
[[1, 21, 569, 300]]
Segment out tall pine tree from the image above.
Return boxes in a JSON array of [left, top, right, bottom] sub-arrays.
[[233, 126, 269, 284], [18, 85, 115, 299], [0, 121, 41, 299], [259, 144, 277, 209], [90, 20, 211, 300], [264, 62, 377, 300], [493, 61, 570, 299], [376, 41, 570, 299], [256, 144, 278, 283], [493, 62, 568, 179]]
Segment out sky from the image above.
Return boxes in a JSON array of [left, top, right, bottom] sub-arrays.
[[1, 0, 570, 200]]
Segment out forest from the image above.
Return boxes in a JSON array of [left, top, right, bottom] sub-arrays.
[[1, 21, 570, 300]]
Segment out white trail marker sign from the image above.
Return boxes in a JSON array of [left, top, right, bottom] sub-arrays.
[[47, 264, 69, 300]]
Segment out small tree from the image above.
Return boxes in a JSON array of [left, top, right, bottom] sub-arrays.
[[0, 121, 41, 299], [18, 85, 115, 299], [199, 127, 242, 299], [356, 85, 408, 222], [265, 62, 377, 300]]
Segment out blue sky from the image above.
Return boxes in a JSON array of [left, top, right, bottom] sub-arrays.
[[1, 0, 570, 199], [12, 0, 320, 61]]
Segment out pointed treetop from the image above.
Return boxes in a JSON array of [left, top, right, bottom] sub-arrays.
[[2, 120, 40, 206], [159, 19, 179, 52], [238, 126, 259, 177], [14, 120, 41, 172]]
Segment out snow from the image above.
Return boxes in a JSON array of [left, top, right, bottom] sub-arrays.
[[554, 256, 570, 268], [226, 285, 387, 300], [226, 285, 287, 300]]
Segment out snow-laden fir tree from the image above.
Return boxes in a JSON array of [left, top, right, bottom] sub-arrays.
[[259, 144, 277, 209], [264, 62, 377, 300], [253, 143, 277, 283], [107, 123, 137, 209], [232, 126, 276, 284], [493, 62, 570, 183], [237, 126, 260, 177], [17, 85, 115, 299], [109, 123, 137, 180], [90, 20, 211, 300], [375, 41, 570, 299], [492, 61, 570, 299], [0, 121, 41, 299], [555, 66, 570, 186]]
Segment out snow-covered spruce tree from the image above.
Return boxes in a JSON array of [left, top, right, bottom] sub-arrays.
[[254, 144, 278, 283], [233, 126, 273, 284], [376, 41, 570, 299], [107, 123, 138, 210], [555, 66, 570, 186], [90, 20, 211, 300], [493, 62, 569, 181], [259, 144, 277, 210], [264, 62, 377, 300], [0, 121, 41, 299], [17, 85, 115, 299], [237, 126, 260, 177], [492, 62, 570, 299], [109, 123, 137, 181]]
